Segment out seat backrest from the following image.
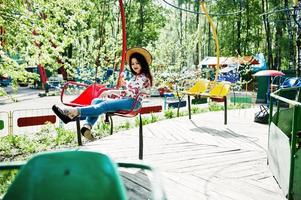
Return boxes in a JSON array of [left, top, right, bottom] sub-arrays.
[[294, 78, 301, 87], [70, 84, 107, 106], [187, 79, 209, 94], [209, 81, 231, 97], [3, 151, 127, 200], [280, 77, 298, 89]]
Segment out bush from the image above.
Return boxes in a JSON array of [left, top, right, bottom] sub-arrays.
[[150, 113, 160, 123], [208, 102, 224, 111], [164, 109, 175, 119], [55, 127, 76, 146], [0, 170, 18, 197], [117, 120, 132, 130], [191, 106, 200, 114], [94, 121, 111, 137], [228, 103, 252, 110]]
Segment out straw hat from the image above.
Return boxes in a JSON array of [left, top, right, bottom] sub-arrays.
[[126, 47, 152, 65]]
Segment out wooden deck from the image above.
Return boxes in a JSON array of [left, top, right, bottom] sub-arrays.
[[79, 107, 286, 200]]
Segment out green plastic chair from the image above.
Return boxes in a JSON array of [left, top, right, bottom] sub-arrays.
[[3, 151, 127, 200]]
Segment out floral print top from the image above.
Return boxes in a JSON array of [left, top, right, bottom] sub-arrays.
[[113, 73, 151, 101]]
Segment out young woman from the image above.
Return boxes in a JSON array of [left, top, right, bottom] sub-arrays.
[[52, 47, 153, 140]]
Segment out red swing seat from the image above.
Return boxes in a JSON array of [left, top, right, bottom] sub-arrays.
[[61, 81, 108, 107], [60, 81, 144, 115], [60, 81, 154, 160]]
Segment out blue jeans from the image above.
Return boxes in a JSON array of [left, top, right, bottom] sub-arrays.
[[78, 98, 141, 126]]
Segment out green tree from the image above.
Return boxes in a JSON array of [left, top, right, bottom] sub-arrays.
[[125, 0, 166, 47]]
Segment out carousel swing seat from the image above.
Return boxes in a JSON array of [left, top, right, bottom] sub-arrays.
[[61, 81, 108, 107], [59, 81, 161, 160], [184, 81, 231, 124]]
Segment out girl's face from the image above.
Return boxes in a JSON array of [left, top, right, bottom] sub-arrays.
[[130, 58, 142, 74]]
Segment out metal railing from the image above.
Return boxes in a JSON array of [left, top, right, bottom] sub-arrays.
[[269, 86, 301, 200]]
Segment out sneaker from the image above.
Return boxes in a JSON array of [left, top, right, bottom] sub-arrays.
[[80, 124, 95, 141], [64, 109, 79, 119], [52, 105, 79, 124]]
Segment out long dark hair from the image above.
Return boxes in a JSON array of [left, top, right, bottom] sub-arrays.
[[129, 53, 153, 86]]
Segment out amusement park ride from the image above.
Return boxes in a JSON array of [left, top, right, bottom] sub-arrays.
[[0, 0, 165, 199], [1, 0, 301, 200]]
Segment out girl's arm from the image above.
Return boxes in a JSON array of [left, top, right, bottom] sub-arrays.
[[99, 90, 124, 98]]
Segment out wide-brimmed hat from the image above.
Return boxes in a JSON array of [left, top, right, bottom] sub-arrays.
[[126, 47, 152, 65]]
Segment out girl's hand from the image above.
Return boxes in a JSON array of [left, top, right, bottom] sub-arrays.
[[99, 90, 121, 99], [99, 90, 110, 99]]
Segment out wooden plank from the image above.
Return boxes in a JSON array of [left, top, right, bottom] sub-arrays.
[[120, 170, 152, 200], [82, 108, 286, 200]]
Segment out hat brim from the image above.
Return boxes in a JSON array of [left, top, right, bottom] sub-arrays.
[[126, 47, 152, 65]]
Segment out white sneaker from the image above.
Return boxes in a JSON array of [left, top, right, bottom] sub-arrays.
[[80, 124, 95, 141]]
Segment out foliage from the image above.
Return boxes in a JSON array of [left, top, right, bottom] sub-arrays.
[[0, 170, 17, 197], [191, 106, 200, 114], [0, 0, 167, 92], [94, 121, 111, 137], [117, 120, 132, 130], [0, 123, 77, 197], [125, 0, 167, 47], [150, 113, 159, 123], [164, 108, 175, 119], [55, 127, 76, 146], [208, 102, 224, 111], [134, 113, 160, 126], [0, 123, 77, 162], [135, 116, 148, 126], [1, 0, 299, 93], [228, 102, 252, 110]]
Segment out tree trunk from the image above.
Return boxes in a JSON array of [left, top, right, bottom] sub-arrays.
[[244, 0, 250, 55], [285, 0, 296, 69], [179, 2, 184, 70], [208, 23, 211, 56], [194, 0, 200, 68], [261, 0, 273, 69], [95, 0, 107, 79], [138, 0, 144, 45], [295, 1, 301, 76], [274, 25, 282, 70], [236, 0, 242, 55], [202, 16, 207, 58]]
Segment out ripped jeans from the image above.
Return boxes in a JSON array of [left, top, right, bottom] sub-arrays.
[[78, 98, 141, 127]]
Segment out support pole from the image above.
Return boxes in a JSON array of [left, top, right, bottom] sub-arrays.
[[224, 96, 227, 125], [188, 95, 191, 119], [116, 0, 127, 88], [76, 118, 82, 146], [139, 114, 143, 160], [294, 1, 301, 76]]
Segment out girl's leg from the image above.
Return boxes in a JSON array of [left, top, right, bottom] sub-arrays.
[[79, 98, 140, 121], [80, 98, 105, 141], [84, 98, 105, 126]]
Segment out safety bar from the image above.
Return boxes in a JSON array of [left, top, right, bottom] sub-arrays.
[[270, 87, 301, 107], [118, 162, 166, 200]]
